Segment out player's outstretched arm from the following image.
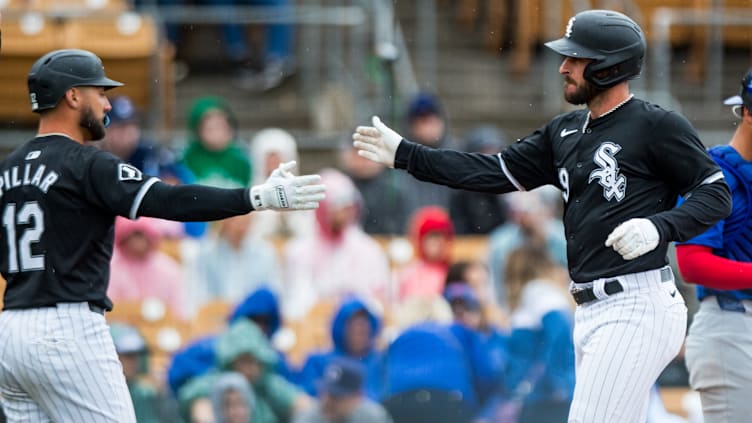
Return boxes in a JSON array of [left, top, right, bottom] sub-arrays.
[[136, 160, 324, 222], [250, 161, 326, 211], [352, 116, 402, 168]]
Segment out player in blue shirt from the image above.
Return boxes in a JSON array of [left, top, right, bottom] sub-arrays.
[[676, 68, 752, 423]]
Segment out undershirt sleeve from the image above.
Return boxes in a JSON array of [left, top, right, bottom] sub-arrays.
[[136, 181, 254, 221], [676, 244, 752, 290]]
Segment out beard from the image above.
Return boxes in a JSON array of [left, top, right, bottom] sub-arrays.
[[80, 105, 107, 141], [563, 77, 602, 105]]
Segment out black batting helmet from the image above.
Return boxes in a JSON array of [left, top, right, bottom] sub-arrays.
[[545, 10, 646, 89], [27, 49, 123, 113]]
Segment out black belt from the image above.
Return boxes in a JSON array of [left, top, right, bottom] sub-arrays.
[[572, 267, 673, 305], [87, 303, 106, 315], [572, 280, 624, 305]]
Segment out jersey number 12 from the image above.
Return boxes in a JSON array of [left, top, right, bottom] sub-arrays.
[[3, 202, 45, 273]]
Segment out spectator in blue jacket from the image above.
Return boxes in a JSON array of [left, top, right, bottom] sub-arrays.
[[443, 283, 506, 406], [381, 322, 477, 423], [494, 244, 575, 423], [299, 297, 384, 400], [167, 336, 219, 401]]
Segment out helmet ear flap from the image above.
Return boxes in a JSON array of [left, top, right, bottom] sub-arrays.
[[584, 56, 643, 89]]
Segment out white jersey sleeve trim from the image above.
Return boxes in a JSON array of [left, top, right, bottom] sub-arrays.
[[682, 171, 725, 199], [497, 153, 526, 192], [701, 171, 725, 185], [128, 177, 160, 219]]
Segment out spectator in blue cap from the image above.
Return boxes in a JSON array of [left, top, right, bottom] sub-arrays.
[[443, 283, 483, 330], [400, 92, 458, 216], [294, 357, 392, 423], [102, 95, 206, 238], [443, 283, 506, 415], [102, 96, 160, 175]]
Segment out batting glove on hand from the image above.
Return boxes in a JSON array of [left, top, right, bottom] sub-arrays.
[[352, 116, 402, 168], [605, 218, 660, 260], [250, 161, 325, 211]]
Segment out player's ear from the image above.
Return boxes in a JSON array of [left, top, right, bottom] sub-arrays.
[[62, 87, 81, 109], [743, 106, 752, 124]]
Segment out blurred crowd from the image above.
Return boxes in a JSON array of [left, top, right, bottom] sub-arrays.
[[97, 91, 581, 423], [0, 90, 687, 423]]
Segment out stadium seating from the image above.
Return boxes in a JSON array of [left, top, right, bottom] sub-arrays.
[[282, 299, 337, 366], [0, 0, 129, 14], [191, 300, 234, 339], [0, 9, 172, 129], [469, 0, 752, 76], [0, 12, 62, 123]]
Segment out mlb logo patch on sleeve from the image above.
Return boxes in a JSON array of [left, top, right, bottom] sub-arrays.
[[118, 163, 143, 181]]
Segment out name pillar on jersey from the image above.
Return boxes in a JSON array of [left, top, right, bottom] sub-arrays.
[[0, 164, 59, 197], [588, 141, 627, 201]]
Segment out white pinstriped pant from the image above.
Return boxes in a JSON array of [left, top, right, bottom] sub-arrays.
[[568, 266, 687, 423], [0, 303, 136, 422]]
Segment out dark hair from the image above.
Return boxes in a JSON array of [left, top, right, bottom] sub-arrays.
[[444, 260, 472, 288]]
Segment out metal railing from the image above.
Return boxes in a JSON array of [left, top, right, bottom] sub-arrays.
[[650, 6, 752, 108], [134, 0, 421, 140]]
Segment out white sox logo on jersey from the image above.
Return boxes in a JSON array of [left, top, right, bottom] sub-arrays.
[[588, 142, 626, 201]]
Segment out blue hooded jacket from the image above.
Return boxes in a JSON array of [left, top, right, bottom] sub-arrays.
[[229, 287, 282, 335], [167, 336, 217, 396], [384, 322, 478, 410], [504, 309, 575, 405], [299, 297, 384, 400], [229, 287, 295, 382]]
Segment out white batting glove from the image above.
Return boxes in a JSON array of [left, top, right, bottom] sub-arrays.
[[352, 116, 403, 168], [250, 161, 325, 211], [605, 218, 660, 260]]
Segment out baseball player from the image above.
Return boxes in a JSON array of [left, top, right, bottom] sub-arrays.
[[353, 10, 732, 423], [676, 69, 752, 423], [0, 49, 325, 422]]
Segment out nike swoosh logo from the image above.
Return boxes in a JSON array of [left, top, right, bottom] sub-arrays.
[[670, 290, 677, 297], [560, 128, 579, 138]]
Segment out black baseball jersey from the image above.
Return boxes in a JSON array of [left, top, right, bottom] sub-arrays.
[[0, 135, 160, 310], [394, 98, 731, 282], [0, 134, 255, 311]]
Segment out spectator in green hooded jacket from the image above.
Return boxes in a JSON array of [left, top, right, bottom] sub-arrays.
[[217, 319, 311, 423], [110, 322, 180, 423], [181, 96, 252, 189]]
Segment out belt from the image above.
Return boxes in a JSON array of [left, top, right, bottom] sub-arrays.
[[572, 267, 673, 305], [572, 280, 624, 305], [38, 302, 106, 315], [87, 303, 106, 315], [714, 296, 751, 313]]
